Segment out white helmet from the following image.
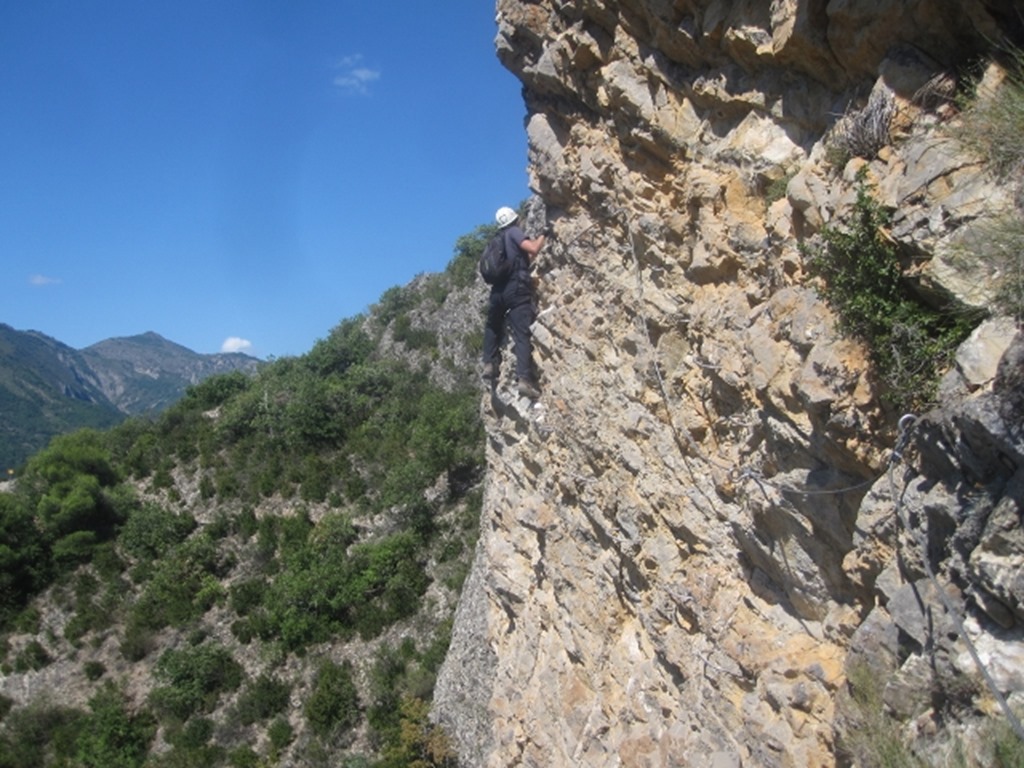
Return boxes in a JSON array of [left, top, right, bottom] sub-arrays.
[[495, 206, 518, 228]]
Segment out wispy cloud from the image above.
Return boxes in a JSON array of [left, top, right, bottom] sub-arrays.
[[29, 274, 60, 286], [333, 54, 380, 94], [221, 337, 253, 354]]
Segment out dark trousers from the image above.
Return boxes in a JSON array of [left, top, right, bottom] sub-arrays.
[[483, 286, 535, 382]]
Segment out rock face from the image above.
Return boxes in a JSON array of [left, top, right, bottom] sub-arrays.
[[433, 2, 1024, 766]]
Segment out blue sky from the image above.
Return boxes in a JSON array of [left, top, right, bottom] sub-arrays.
[[1, 2, 530, 359]]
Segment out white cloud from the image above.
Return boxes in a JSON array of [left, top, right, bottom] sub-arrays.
[[334, 54, 380, 93], [29, 274, 60, 286], [221, 337, 253, 354]]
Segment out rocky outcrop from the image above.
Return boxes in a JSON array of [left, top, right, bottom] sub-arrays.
[[434, 2, 1024, 766]]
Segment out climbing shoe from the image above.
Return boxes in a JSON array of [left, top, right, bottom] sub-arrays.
[[481, 363, 496, 380], [517, 379, 541, 399]]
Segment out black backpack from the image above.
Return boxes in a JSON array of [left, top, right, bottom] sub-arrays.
[[478, 232, 515, 285]]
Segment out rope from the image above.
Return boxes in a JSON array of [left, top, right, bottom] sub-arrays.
[[889, 415, 1024, 743], [554, 187, 1024, 752], [618, 206, 734, 481], [743, 469, 880, 497], [613, 202, 1024, 739], [616, 204, 878, 500]]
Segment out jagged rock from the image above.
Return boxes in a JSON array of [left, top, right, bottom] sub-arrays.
[[432, 538, 499, 766], [970, 471, 1024, 622], [887, 579, 965, 649], [434, 1, 1024, 765], [954, 318, 1020, 389]]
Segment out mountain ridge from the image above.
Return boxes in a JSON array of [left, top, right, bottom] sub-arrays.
[[0, 323, 261, 469]]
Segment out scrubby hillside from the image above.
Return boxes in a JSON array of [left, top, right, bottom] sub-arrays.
[[0, 224, 494, 767]]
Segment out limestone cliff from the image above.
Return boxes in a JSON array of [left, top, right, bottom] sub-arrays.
[[434, 2, 1024, 766]]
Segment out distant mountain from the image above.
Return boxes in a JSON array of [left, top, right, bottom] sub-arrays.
[[81, 331, 262, 414], [0, 325, 261, 469]]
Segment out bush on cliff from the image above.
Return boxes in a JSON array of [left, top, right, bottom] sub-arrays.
[[804, 169, 975, 411]]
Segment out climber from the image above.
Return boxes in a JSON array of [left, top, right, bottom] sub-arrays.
[[481, 205, 546, 399]]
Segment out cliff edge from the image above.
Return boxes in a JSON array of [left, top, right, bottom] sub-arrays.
[[435, 2, 1024, 766]]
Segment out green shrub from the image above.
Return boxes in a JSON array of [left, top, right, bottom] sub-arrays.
[[462, 327, 485, 360], [306, 316, 373, 376], [409, 388, 483, 480], [228, 746, 260, 768], [230, 618, 254, 645], [268, 716, 294, 754], [366, 640, 417, 741], [128, 534, 228, 633], [764, 172, 794, 207], [803, 170, 975, 411], [0, 494, 47, 629], [90, 540, 124, 579], [207, 510, 242, 541], [236, 507, 258, 540], [235, 674, 290, 726], [374, 286, 416, 328], [144, 408, 184, 461], [14, 641, 51, 672], [17, 430, 129, 575], [365, 626, 451, 752], [342, 533, 430, 638], [150, 465, 174, 490], [149, 643, 243, 722], [83, 661, 106, 681], [298, 454, 333, 502], [0, 700, 85, 768], [13, 605, 41, 634], [119, 618, 155, 662], [840, 662, 926, 767], [263, 526, 429, 650], [66, 599, 108, 644], [168, 715, 214, 751], [275, 510, 314, 560], [199, 475, 216, 500], [990, 714, 1024, 767], [376, 696, 456, 768], [74, 683, 155, 768], [52, 530, 100, 568], [118, 504, 196, 562], [109, 419, 158, 479], [422, 273, 451, 305], [183, 371, 253, 410], [309, 512, 359, 552], [229, 577, 266, 616], [392, 315, 438, 351], [305, 659, 360, 739]]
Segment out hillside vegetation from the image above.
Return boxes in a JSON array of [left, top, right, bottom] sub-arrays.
[[0, 222, 493, 767], [0, 328, 262, 471]]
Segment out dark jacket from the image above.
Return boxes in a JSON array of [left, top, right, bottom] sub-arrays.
[[496, 225, 532, 299]]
